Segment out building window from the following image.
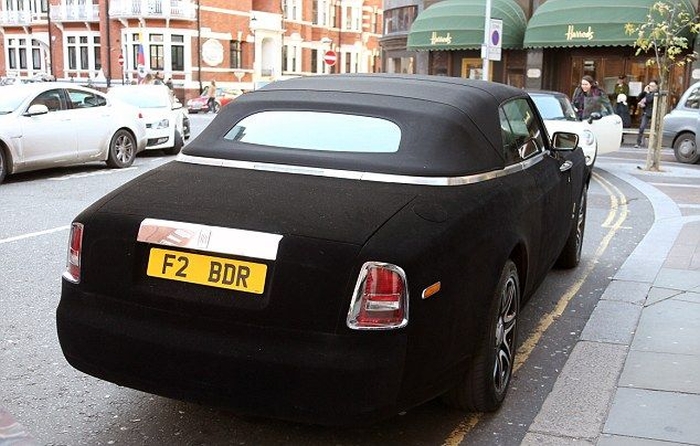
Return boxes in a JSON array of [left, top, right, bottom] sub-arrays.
[[7, 38, 17, 70], [311, 49, 318, 73], [230, 40, 241, 69], [65, 32, 100, 73], [31, 39, 41, 70], [79, 36, 88, 69], [172, 35, 184, 71], [384, 6, 417, 34], [68, 36, 77, 69], [94, 36, 101, 70], [282, 45, 288, 72], [282, 0, 300, 21], [149, 34, 164, 70]]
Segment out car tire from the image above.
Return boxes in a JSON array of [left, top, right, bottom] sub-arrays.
[[673, 132, 700, 164], [0, 147, 7, 184], [556, 185, 588, 269], [105, 129, 137, 168], [163, 130, 183, 156], [442, 260, 519, 412]]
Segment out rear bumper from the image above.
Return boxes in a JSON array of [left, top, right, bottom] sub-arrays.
[[57, 283, 407, 426]]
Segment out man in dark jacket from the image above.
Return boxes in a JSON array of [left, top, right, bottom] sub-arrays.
[[635, 80, 659, 148]]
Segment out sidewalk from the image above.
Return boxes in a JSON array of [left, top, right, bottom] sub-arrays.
[[523, 153, 700, 445]]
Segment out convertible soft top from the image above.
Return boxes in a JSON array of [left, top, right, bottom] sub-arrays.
[[182, 74, 533, 176]]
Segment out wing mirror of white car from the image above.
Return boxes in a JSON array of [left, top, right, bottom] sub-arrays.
[[551, 131, 579, 151], [25, 104, 49, 116], [587, 112, 602, 124], [172, 101, 183, 110]]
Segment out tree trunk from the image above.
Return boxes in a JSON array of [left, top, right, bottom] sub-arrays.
[[644, 82, 668, 171]]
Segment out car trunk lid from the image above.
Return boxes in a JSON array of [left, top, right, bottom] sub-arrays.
[[79, 161, 419, 333]]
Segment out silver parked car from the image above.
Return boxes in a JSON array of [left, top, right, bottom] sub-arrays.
[[0, 83, 147, 184], [662, 81, 700, 164]]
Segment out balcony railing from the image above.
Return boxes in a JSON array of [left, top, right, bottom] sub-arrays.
[[109, 0, 195, 20], [0, 9, 43, 26], [50, 3, 100, 22]]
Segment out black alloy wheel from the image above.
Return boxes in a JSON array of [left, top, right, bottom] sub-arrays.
[[442, 260, 520, 412]]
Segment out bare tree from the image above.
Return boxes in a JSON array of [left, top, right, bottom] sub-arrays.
[[624, 1, 700, 171]]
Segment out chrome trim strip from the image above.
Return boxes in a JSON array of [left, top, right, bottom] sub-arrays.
[[137, 218, 283, 260], [175, 153, 545, 186]]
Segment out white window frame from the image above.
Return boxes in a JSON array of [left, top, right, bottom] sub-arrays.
[[64, 31, 100, 77]]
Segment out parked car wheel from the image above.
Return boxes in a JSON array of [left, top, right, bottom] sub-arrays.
[[673, 132, 700, 164], [557, 186, 588, 269], [0, 147, 7, 184], [106, 129, 137, 168], [163, 130, 183, 156], [442, 260, 519, 412]]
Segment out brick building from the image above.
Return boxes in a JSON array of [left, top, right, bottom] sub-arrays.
[[0, 0, 383, 100]]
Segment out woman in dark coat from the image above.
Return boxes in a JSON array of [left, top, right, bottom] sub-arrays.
[[572, 75, 605, 121]]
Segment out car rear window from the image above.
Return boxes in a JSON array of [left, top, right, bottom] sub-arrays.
[[223, 111, 401, 153]]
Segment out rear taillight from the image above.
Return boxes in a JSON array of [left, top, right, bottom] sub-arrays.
[[347, 262, 408, 330], [63, 222, 84, 284]]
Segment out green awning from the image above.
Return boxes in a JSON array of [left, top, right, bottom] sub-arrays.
[[407, 0, 526, 51], [524, 0, 696, 48]]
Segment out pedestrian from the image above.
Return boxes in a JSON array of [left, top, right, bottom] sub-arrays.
[[614, 93, 632, 128], [165, 77, 173, 90], [572, 75, 606, 121], [613, 75, 629, 98], [140, 73, 153, 85], [635, 80, 659, 148], [206, 80, 217, 113]]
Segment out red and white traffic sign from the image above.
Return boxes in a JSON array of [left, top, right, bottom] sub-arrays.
[[323, 50, 337, 66], [117, 54, 125, 66]]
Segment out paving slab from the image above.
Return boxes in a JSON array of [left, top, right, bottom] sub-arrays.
[[619, 350, 700, 394], [600, 280, 650, 305], [528, 342, 627, 440], [631, 299, 700, 355], [580, 300, 641, 345], [603, 388, 700, 445], [645, 287, 682, 306], [598, 434, 690, 446], [676, 291, 700, 304], [653, 268, 700, 291]]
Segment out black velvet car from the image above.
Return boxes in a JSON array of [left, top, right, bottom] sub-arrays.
[[57, 74, 587, 426]]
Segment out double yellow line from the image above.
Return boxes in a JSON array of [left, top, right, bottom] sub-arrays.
[[443, 172, 628, 445]]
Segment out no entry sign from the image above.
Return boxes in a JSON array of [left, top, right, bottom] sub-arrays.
[[323, 50, 337, 66]]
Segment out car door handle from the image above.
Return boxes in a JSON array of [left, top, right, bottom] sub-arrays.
[[560, 160, 573, 172]]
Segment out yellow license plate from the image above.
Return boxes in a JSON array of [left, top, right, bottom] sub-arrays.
[[146, 248, 267, 294]]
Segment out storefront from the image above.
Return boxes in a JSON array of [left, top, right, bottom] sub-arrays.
[[406, 0, 527, 86], [523, 0, 697, 120]]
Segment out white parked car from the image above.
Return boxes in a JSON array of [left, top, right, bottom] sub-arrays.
[[108, 85, 188, 155], [0, 82, 147, 184], [530, 91, 623, 171]]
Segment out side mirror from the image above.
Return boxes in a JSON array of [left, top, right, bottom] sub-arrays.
[[587, 112, 602, 124], [25, 104, 49, 116], [551, 131, 579, 151]]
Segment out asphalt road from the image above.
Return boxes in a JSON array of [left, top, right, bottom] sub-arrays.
[[0, 121, 670, 445]]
